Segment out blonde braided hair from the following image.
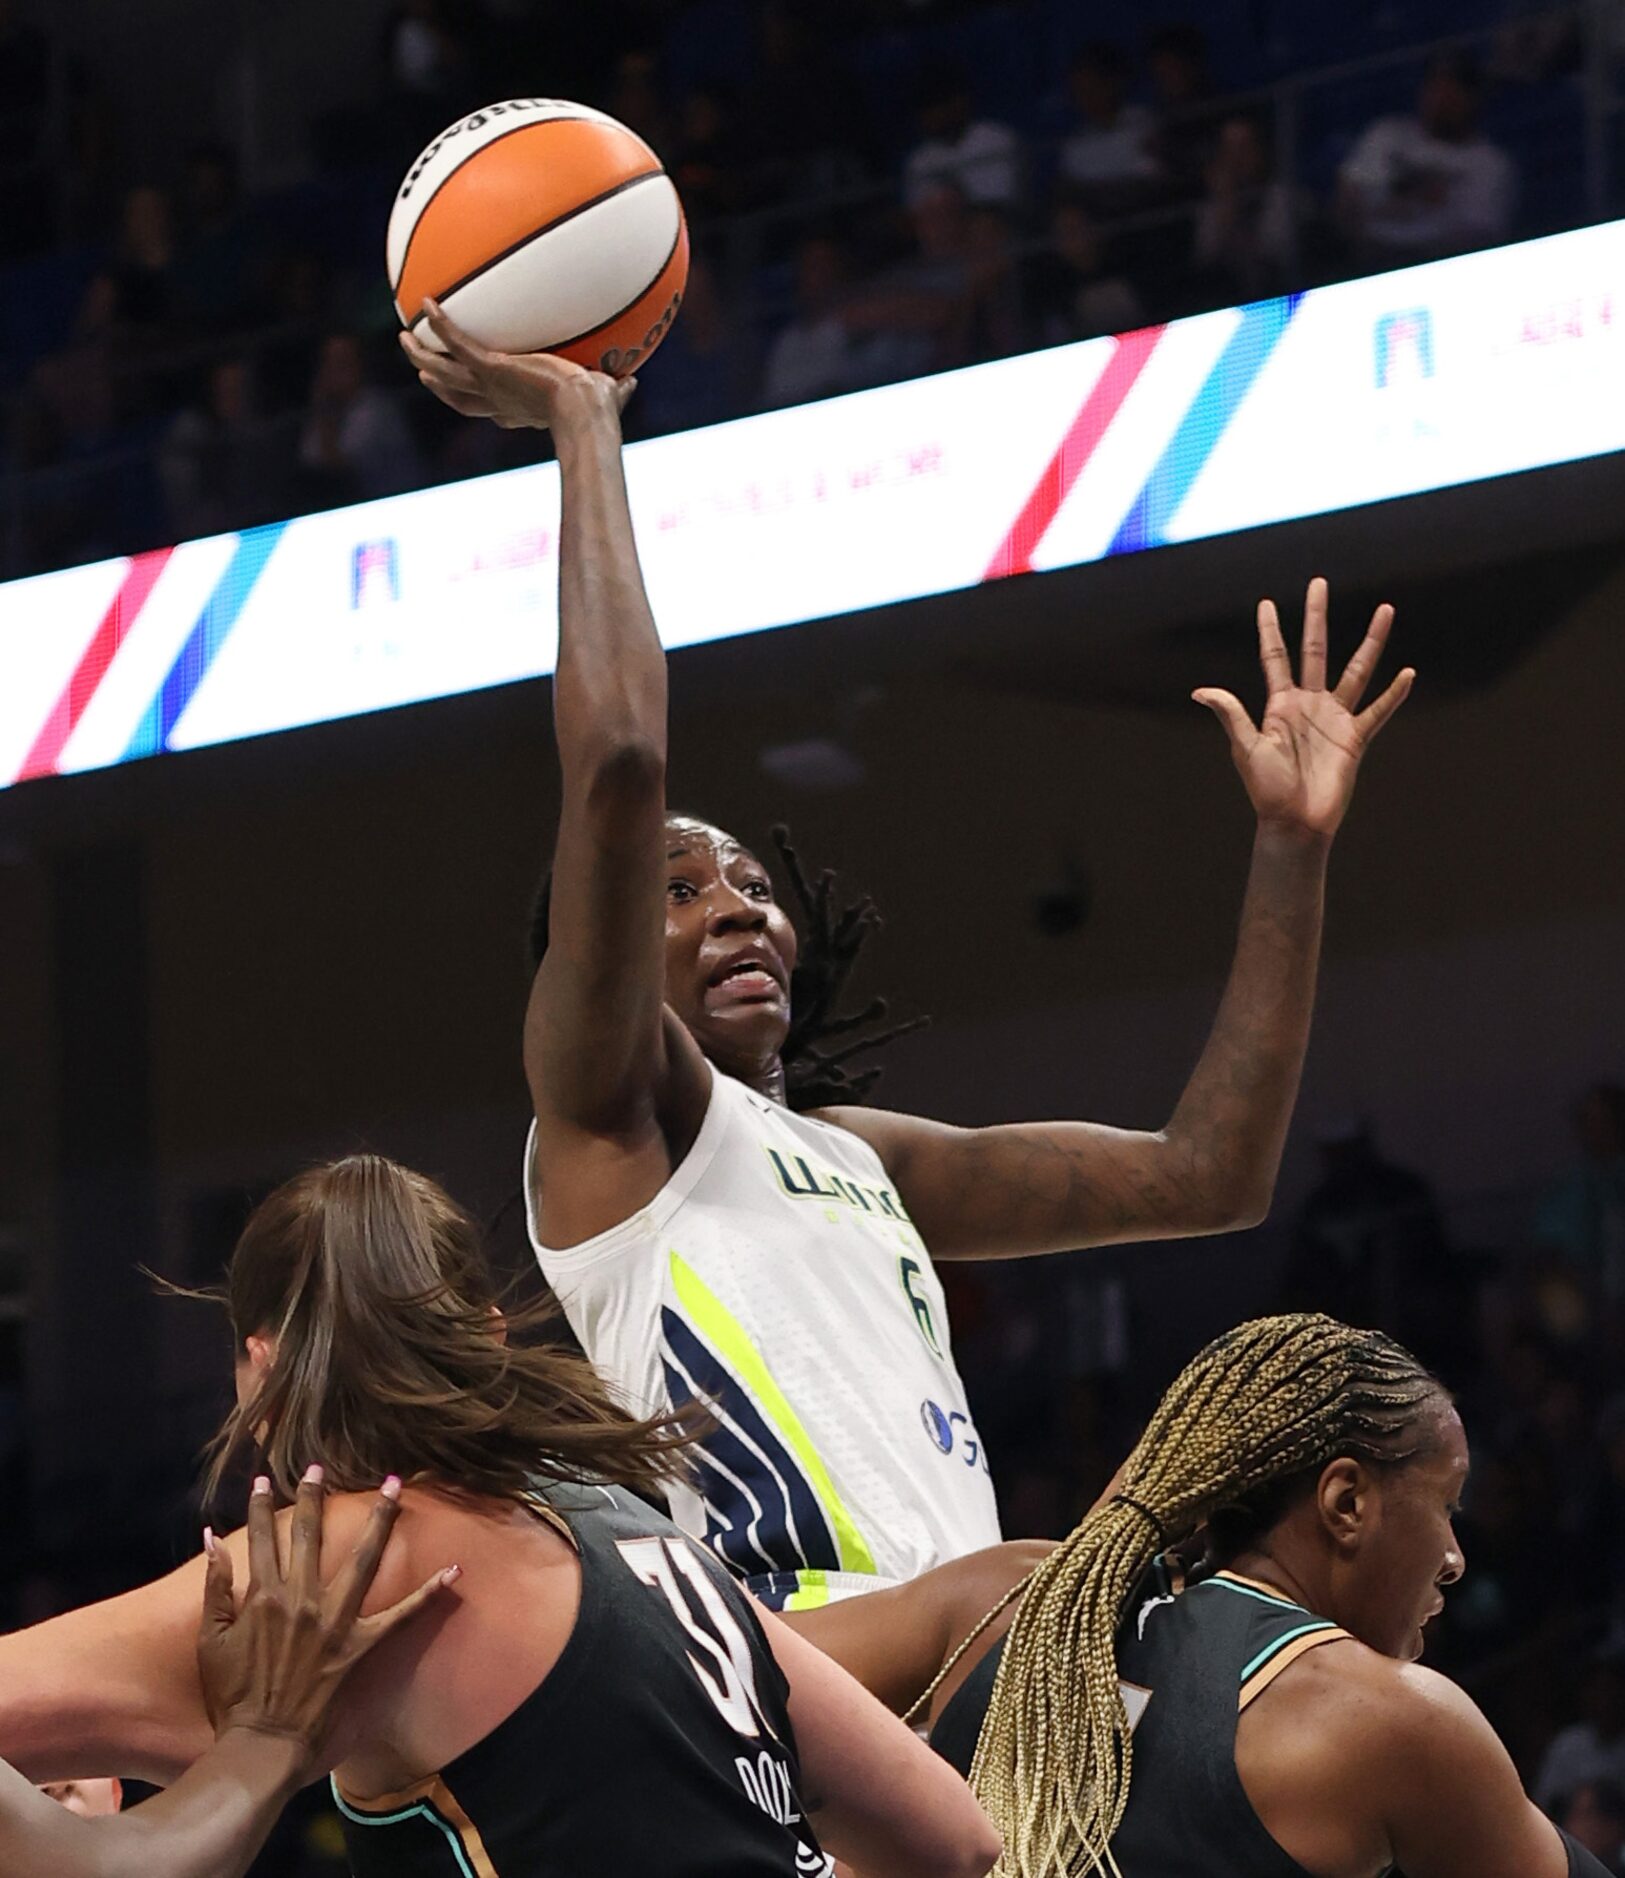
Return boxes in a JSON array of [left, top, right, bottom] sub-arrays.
[[961, 1313, 1444, 1877]]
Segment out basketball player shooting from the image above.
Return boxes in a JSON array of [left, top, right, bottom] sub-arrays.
[[403, 305, 1415, 1611]]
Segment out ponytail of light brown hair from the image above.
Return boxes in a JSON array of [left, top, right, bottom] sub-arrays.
[[913, 1313, 1446, 1878], [201, 1154, 691, 1508]]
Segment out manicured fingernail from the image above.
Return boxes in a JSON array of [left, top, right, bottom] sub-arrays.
[[381, 1475, 402, 1501], [441, 1565, 462, 1587], [253, 1475, 272, 1496], [203, 1527, 217, 1557], [303, 1462, 324, 1486]]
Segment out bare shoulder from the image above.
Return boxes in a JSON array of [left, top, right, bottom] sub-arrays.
[[812, 1104, 951, 1165], [1239, 1637, 1564, 1878], [1241, 1633, 1468, 1768], [220, 1488, 568, 1616]]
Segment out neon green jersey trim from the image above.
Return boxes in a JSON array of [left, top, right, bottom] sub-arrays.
[[668, 1250, 878, 1578], [783, 1569, 832, 1611]]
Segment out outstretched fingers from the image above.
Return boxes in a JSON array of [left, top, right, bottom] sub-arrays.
[[421, 297, 491, 370], [246, 1475, 281, 1590], [354, 1565, 462, 1653], [199, 1527, 236, 1645], [1193, 686, 1260, 758], [1355, 666, 1415, 742], [289, 1465, 326, 1602], [1256, 598, 1293, 695], [1333, 603, 1396, 711], [1299, 576, 1330, 690], [328, 1476, 404, 1631], [399, 331, 493, 417]]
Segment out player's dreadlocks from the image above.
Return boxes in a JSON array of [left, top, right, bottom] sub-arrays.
[[907, 1314, 1445, 1878], [526, 821, 925, 1110]]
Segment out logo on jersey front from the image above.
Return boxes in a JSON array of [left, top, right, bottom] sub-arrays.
[[764, 1147, 912, 1222], [921, 1399, 955, 1452], [920, 1398, 992, 1474]]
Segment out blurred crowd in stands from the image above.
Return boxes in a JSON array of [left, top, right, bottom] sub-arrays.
[[0, 0, 1615, 578]]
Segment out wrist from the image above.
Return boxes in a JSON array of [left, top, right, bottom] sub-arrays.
[[211, 1721, 312, 1794], [1253, 817, 1334, 860], [551, 382, 625, 454]]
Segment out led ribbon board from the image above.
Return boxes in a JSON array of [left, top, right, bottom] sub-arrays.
[[3, 218, 1621, 789]]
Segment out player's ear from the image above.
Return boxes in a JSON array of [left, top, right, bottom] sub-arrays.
[[1315, 1457, 1366, 1549], [487, 1304, 509, 1347]]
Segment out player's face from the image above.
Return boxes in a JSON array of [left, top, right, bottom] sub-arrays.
[[662, 818, 797, 1079], [43, 1779, 122, 1818], [1345, 1401, 1469, 1662]]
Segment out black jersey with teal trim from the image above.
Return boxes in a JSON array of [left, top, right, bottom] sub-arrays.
[[931, 1559, 1354, 1878], [335, 1483, 833, 1878]]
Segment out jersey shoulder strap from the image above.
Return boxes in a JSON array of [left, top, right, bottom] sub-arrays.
[[1184, 1571, 1352, 1712]]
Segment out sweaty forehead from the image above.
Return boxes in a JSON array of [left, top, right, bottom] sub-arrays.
[[665, 817, 757, 869], [1410, 1399, 1470, 1484]]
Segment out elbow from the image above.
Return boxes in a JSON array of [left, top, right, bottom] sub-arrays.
[[917, 1795, 1002, 1878], [1213, 1183, 1272, 1233], [1200, 1186, 1272, 1235], [947, 1816, 1004, 1878], [907, 1827, 1001, 1878], [1170, 1150, 1273, 1235]]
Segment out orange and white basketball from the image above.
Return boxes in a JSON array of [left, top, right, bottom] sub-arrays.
[[387, 99, 688, 377]]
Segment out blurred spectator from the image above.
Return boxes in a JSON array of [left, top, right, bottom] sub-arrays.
[[1535, 1083, 1625, 1300], [1582, 1395, 1625, 1625], [258, 247, 335, 411], [957, 202, 1034, 363], [170, 141, 256, 334], [668, 85, 757, 218], [1147, 22, 1222, 198], [1338, 50, 1517, 264], [744, 1, 865, 201], [160, 357, 293, 539], [624, 254, 739, 435], [1192, 111, 1301, 302], [1537, 1653, 1625, 1811], [382, 0, 477, 148], [1057, 42, 1162, 212], [902, 63, 1022, 210], [1024, 194, 1144, 341], [843, 180, 973, 381], [298, 333, 423, 504], [1551, 1782, 1625, 1875], [1439, 1447, 1570, 1669], [607, 48, 673, 156], [78, 184, 177, 338], [1283, 1119, 1452, 1337], [761, 232, 876, 408]]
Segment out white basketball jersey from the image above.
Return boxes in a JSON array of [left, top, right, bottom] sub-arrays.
[[524, 1068, 1002, 1607]]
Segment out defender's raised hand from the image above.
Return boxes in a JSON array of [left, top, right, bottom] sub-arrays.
[[1194, 577, 1414, 840], [400, 298, 634, 433], [198, 1469, 457, 1763]]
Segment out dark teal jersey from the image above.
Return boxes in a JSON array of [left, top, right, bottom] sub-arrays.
[[932, 1558, 1354, 1878], [336, 1483, 832, 1878]]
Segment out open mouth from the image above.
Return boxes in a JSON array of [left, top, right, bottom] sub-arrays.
[[706, 954, 786, 1001]]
